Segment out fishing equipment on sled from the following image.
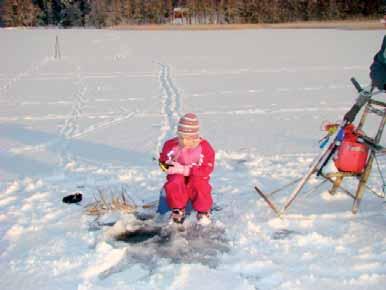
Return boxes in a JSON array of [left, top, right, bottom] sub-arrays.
[[333, 124, 369, 174], [255, 77, 386, 216], [318, 121, 339, 148]]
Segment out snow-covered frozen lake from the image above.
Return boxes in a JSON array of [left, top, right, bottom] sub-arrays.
[[0, 28, 385, 290]]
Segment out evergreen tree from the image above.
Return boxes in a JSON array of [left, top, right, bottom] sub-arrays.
[[0, 0, 4, 26], [34, 0, 63, 26], [51, 0, 63, 25], [79, 0, 91, 26], [0, 0, 6, 26], [61, 1, 82, 27]]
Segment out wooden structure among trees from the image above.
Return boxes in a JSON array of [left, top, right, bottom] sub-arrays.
[[172, 7, 189, 24]]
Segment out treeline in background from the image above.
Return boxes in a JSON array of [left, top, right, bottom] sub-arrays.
[[0, 0, 384, 28]]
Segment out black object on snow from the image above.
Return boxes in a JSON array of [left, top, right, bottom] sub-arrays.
[[62, 192, 82, 204]]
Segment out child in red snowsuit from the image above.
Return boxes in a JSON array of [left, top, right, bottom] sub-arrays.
[[159, 113, 215, 224]]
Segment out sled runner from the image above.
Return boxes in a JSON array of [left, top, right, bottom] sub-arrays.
[[256, 78, 386, 216]]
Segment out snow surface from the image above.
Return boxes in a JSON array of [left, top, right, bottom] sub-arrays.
[[1, 28, 386, 290]]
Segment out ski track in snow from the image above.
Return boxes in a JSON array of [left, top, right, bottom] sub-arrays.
[[0, 72, 157, 82], [53, 62, 137, 172], [0, 105, 350, 124], [0, 64, 367, 83], [189, 83, 355, 98], [176, 64, 368, 76], [56, 65, 90, 168], [0, 112, 135, 123], [200, 106, 349, 116], [0, 57, 51, 99], [9, 64, 136, 160], [156, 62, 183, 153], [8, 64, 90, 159]]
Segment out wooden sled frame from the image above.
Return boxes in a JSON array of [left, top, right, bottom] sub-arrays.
[[255, 90, 386, 217], [325, 98, 386, 213]]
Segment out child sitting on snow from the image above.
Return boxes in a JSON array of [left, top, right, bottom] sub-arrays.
[[159, 113, 215, 225]]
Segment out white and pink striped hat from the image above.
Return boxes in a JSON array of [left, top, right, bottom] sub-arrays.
[[177, 113, 200, 138]]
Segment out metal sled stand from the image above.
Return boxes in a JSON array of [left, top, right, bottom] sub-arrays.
[[322, 98, 386, 214], [255, 82, 386, 217]]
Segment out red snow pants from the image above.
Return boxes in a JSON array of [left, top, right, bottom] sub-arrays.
[[164, 174, 213, 212]]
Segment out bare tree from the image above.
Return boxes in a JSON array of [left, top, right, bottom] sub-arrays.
[[2, 0, 40, 26], [88, 0, 107, 28]]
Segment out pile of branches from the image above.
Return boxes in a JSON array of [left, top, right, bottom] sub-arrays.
[[84, 187, 139, 216]]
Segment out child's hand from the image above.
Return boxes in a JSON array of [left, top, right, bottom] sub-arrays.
[[166, 161, 190, 176], [158, 160, 169, 172]]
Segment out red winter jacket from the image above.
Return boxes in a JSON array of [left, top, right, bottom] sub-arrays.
[[159, 137, 215, 178]]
